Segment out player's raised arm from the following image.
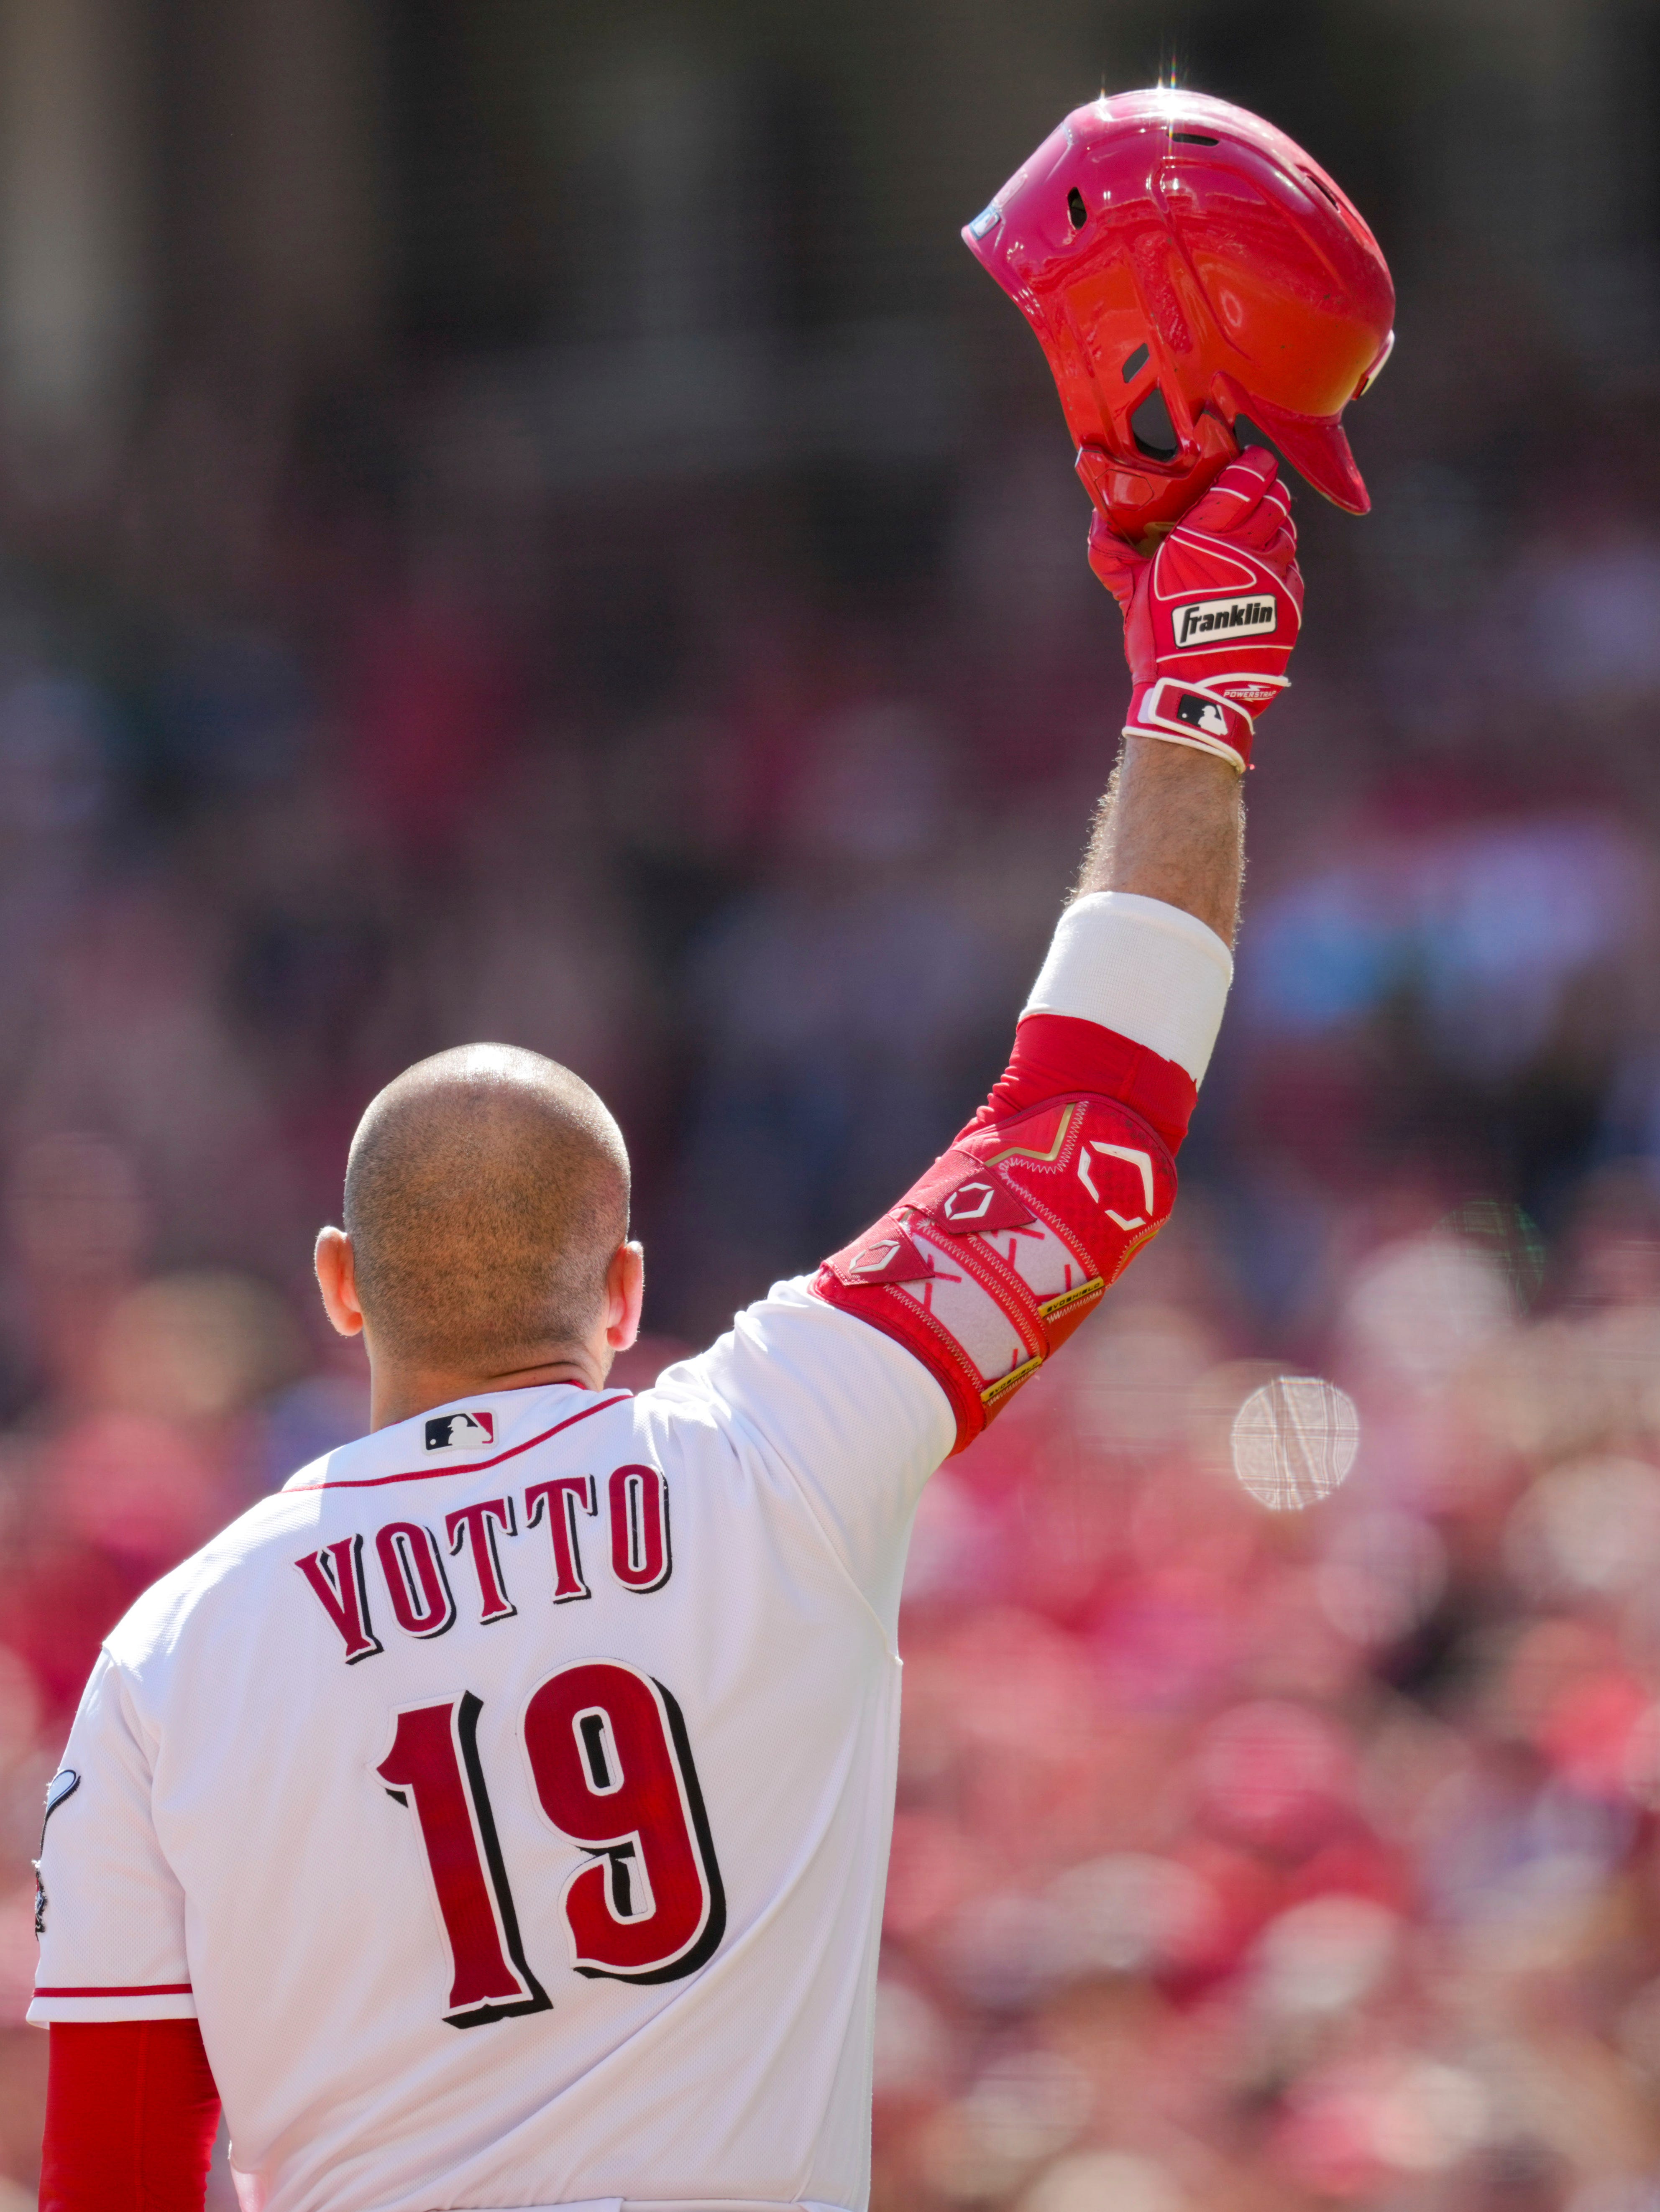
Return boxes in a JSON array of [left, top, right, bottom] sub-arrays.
[[811, 448, 1299, 1449]]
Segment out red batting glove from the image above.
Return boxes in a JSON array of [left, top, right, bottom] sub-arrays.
[[1087, 447, 1303, 772]]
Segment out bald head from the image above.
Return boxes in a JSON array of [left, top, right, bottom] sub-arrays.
[[343, 1045, 629, 1372]]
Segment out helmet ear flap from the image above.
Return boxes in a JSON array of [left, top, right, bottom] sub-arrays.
[[1076, 408, 1238, 539]]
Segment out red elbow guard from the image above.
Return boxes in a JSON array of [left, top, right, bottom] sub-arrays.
[[814, 1086, 1177, 1451]]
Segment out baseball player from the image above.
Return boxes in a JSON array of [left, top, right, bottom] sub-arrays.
[[32, 93, 1391, 2212]]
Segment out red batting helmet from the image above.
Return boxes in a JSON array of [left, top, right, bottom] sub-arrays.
[[963, 89, 1395, 536]]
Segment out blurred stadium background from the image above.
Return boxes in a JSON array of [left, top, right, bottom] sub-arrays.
[[3, 0, 1660, 2204]]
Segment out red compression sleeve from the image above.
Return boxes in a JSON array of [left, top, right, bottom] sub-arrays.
[[41, 2020, 220, 2212], [971, 1010, 1197, 1154]]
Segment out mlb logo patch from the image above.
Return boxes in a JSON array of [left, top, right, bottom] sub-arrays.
[[425, 1410, 496, 1453], [1173, 692, 1230, 739]]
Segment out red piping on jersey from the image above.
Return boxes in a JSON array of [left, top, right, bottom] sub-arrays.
[[284, 1392, 633, 1492], [34, 1983, 193, 1997]]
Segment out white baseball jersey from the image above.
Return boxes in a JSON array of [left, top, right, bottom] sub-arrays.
[[33, 1287, 951, 2212], [29, 893, 1232, 2212]]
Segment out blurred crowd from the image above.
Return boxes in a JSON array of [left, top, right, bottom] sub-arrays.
[[875, 1198, 1660, 2212], [0, 251, 1655, 2207]]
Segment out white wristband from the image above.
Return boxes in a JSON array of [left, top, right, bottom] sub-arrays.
[[1022, 891, 1233, 1084]]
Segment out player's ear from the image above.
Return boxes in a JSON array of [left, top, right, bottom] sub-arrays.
[[604, 1239, 645, 1353], [314, 1226, 365, 1339]]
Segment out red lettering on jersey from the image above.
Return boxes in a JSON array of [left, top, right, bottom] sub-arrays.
[[376, 1522, 458, 1640], [524, 1474, 596, 1604], [444, 1498, 517, 1625], [294, 1536, 384, 1664], [376, 1695, 549, 2026], [608, 1465, 671, 1593], [523, 1660, 723, 1982]]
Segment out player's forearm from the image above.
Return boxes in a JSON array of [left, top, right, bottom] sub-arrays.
[[1074, 737, 1244, 948], [815, 824, 1233, 1451], [811, 455, 1293, 1452]]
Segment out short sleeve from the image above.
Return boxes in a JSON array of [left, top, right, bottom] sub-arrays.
[[646, 1278, 954, 1626], [28, 1651, 196, 2024]]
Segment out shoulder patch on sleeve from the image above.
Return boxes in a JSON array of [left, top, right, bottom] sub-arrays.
[[34, 1767, 81, 1935]]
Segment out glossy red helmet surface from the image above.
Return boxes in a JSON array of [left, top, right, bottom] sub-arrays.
[[964, 89, 1395, 535]]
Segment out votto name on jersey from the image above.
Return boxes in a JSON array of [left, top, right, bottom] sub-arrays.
[[295, 1462, 672, 1665]]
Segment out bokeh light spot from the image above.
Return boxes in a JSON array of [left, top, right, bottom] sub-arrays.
[[1230, 1376, 1359, 1510], [1438, 1196, 1546, 1312]]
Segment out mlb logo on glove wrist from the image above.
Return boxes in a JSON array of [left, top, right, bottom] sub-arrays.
[[1129, 678, 1255, 771]]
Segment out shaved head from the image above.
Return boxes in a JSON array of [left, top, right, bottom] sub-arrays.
[[343, 1045, 629, 1372]]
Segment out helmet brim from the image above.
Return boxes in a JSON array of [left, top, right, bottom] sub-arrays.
[[1228, 387, 1372, 515]]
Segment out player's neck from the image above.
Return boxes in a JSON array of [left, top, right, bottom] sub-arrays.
[[366, 1349, 606, 1432]]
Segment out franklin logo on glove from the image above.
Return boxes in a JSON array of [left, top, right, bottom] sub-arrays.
[[1175, 596, 1278, 647]]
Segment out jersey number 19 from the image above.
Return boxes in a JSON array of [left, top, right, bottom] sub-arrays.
[[378, 1659, 726, 2028]]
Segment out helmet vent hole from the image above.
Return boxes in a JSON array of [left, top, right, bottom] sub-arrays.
[[1171, 131, 1218, 145], [1131, 386, 1180, 462], [1122, 343, 1150, 384], [1067, 187, 1087, 230]]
